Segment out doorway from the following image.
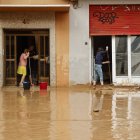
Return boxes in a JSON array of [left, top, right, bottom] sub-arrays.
[[4, 29, 50, 86], [92, 36, 112, 84]]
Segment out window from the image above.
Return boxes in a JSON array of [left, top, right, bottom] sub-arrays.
[[131, 36, 140, 76], [115, 36, 128, 76]]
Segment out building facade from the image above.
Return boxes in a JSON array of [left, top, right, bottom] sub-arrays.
[[1, 0, 140, 87], [0, 0, 70, 87], [70, 0, 140, 86]]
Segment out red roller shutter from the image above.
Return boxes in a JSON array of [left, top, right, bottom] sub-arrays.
[[89, 5, 140, 35]]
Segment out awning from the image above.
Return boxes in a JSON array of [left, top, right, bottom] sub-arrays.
[[0, 4, 70, 12]]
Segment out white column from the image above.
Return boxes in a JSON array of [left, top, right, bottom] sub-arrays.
[[89, 37, 92, 83], [112, 36, 116, 85], [128, 36, 131, 83]]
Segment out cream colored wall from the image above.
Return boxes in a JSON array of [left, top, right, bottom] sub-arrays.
[[0, 0, 68, 5], [55, 12, 69, 87]]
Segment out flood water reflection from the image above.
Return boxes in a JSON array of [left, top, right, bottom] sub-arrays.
[[0, 86, 140, 140]]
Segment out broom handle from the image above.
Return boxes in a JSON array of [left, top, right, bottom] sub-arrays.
[[29, 57, 31, 75], [106, 47, 111, 84]]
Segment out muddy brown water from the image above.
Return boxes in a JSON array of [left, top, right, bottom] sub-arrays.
[[0, 86, 140, 140]]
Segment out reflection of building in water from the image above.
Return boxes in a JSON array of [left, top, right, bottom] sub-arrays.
[[112, 90, 140, 139], [69, 90, 93, 140], [93, 90, 104, 112], [50, 89, 71, 140]]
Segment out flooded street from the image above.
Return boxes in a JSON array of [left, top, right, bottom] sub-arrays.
[[0, 86, 140, 140]]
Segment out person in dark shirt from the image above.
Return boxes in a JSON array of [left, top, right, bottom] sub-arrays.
[[27, 45, 38, 86], [93, 47, 109, 86]]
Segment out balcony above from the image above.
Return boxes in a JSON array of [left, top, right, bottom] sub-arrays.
[[0, 4, 70, 12]]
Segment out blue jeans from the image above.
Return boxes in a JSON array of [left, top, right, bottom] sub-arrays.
[[94, 64, 103, 82]]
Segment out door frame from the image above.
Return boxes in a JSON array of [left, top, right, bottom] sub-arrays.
[[91, 36, 112, 84], [4, 31, 50, 86]]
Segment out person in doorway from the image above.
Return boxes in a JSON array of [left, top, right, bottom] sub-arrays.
[[27, 45, 38, 86], [93, 46, 109, 86], [17, 49, 30, 87], [92, 90, 104, 112]]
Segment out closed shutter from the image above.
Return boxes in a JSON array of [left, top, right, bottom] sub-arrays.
[[89, 5, 140, 35]]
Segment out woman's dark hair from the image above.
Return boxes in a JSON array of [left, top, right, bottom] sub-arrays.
[[98, 47, 103, 52]]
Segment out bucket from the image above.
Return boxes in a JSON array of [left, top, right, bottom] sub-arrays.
[[23, 81, 30, 90], [40, 82, 47, 90]]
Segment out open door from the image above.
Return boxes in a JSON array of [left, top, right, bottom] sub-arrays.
[[92, 36, 112, 84], [4, 35, 16, 85], [38, 35, 50, 84]]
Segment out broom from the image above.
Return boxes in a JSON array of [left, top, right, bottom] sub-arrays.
[[29, 57, 32, 85]]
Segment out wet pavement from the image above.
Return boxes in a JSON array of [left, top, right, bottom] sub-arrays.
[[0, 85, 140, 140]]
